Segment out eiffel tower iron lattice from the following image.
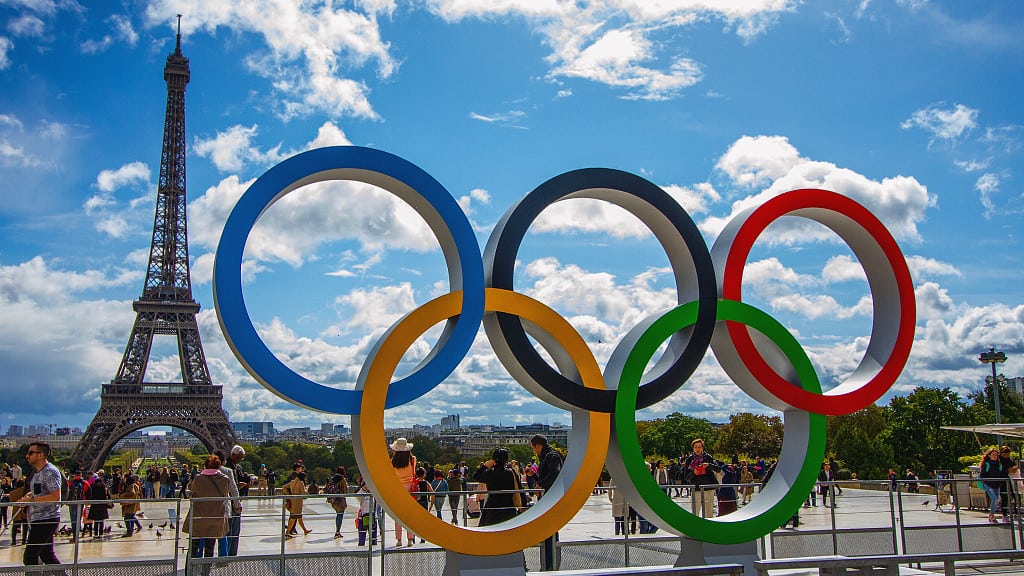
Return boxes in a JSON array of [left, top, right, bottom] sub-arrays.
[[72, 20, 236, 473]]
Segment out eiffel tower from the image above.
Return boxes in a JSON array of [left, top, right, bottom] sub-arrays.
[[71, 18, 236, 473]]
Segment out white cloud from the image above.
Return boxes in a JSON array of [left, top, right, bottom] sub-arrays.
[[663, 182, 720, 215], [193, 121, 351, 173], [532, 197, 659, 239], [715, 135, 802, 187], [8, 14, 45, 36], [96, 161, 151, 192], [954, 159, 989, 173], [144, 1, 396, 120], [704, 134, 935, 244], [425, 0, 792, 99], [975, 172, 1001, 218], [469, 110, 526, 126], [905, 255, 961, 280], [901, 103, 978, 143], [822, 255, 866, 284], [0, 37, 12, 70]]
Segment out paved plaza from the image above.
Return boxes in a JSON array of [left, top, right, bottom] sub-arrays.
[[2, 487, 1024, 574]]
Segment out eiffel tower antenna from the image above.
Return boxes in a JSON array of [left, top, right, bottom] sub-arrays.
[[72, 19, 236, 472]]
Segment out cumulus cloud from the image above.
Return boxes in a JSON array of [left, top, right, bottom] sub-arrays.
[[96, 161, 150, 193], [193, 121, 351, 173], [425, 0, 794, 100], [144, 1, 396, 120], [901, 103, 978, 144], [704, 135, 935, 244]]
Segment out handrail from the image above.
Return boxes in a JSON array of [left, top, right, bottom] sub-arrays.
[[755, 549, 1024, 576]]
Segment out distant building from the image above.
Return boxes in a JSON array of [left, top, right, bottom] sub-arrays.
[[441, 414, 460, 431], [333, 424, 349, 436], [321, 423, 335, 436], [280, 427, 312, 438], [233, 422, 275, 440], [142, 432, 169, 458], [1008, 377, 1024, 397], [7, 424, 24, 437]]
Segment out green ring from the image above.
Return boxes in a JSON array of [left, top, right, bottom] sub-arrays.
[[613, 299, 826, 544]]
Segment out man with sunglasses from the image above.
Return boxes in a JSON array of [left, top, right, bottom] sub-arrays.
[[17, 442, 64, 567]]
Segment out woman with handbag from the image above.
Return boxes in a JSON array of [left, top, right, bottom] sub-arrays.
[[184, 455, 231, 565], [284, 471, 312, 537], [473, 448, 522, 526], [325, 470, 350, 539]]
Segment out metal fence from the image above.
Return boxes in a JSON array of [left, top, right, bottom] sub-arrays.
[[1, 477, 1020, 575]]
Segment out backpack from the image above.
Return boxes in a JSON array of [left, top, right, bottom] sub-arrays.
[[60, 471, 69, 503]]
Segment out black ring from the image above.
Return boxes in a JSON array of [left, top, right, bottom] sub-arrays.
[[483, 168, 717, 413]]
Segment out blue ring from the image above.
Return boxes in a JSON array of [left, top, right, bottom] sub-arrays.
[[213, 146, 484, 413]]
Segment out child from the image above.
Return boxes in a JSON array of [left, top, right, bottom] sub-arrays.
[[355, 481, 378, 547]]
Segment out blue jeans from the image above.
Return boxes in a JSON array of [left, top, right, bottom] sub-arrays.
[[985, 484, 1002, 515]]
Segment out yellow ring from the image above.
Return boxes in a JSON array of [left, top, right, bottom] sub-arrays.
[[353, 288, 610, 555]]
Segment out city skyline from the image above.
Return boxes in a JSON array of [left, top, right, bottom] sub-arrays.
[[0, 2, 1022, 434]]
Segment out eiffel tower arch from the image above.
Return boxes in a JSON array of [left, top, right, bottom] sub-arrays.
[[71, 19, 236, 473]]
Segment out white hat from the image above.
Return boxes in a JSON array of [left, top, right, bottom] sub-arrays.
[[231, 445, 246, 456], [390, 438, 414, 452]]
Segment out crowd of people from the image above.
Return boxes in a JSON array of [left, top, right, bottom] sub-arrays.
[[5, 437, 1024, 569]]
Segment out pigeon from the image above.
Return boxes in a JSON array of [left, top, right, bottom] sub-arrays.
[[159, 521, 167, 528], [156, 530, 163, 538], [149, 523, 154, 529], [922, 501, 929, 506], [105, 526, 112, 534]]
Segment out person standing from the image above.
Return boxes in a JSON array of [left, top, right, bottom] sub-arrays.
[[429, 469, 449, 521], [446, 468, 464, 525], [18, 442, 63, 567], [818, 462, 837, 508], [66, 471, 86, 542], [389, 438, 417, 547], [981, 448, 1009, 523], [224, 445, 249, 556], [473, 448, 520, 526], [683, 438, 719, 518], [86, 470, 111, 538], [739, 463, 755, 505], [184, 455, 231, 571], [324, 470, 350, 539], [119, 473, 143, 537], [283, 471, 312, 537], [531, 434, 563, 570]]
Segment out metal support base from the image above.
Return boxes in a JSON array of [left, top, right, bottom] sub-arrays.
[[677, 538, 760, 576], [443, 551, 527, 576]]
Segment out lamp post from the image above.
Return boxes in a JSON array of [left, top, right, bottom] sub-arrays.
[[980, 347, 1009, 446]]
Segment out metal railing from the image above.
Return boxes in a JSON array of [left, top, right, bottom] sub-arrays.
[[0, 477, 1020, 575]]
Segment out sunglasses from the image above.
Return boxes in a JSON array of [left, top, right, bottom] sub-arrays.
[[26, 450, 43, 455]]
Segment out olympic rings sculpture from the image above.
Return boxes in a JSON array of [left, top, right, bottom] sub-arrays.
[[213, 146, 915, 553]]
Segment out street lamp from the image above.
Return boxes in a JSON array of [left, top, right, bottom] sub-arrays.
[[980, 347, 1009, 446]]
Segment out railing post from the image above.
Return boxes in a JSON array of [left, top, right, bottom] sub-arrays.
[[172, 498, 182, 573], [896, 480, 907, 554], [952, 478, 964, 552], [886, 481, 899, 555], [829, 481, 838, 555], [279, 492, 287, 576]]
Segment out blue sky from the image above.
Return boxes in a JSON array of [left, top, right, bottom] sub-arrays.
[[0, 0, 1021, 434]]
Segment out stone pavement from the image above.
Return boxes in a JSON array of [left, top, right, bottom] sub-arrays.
[[2, 487, 1023, 574]]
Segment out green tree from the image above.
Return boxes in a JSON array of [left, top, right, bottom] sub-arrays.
[[966, 380, 1024, 427], [712, 413, 783, 459], [332, 439, 358, 477], [409, 435, 442, 466], [828, 405, 892, 479], [638, 412, 717, 459], [881, 386, 976, 475]]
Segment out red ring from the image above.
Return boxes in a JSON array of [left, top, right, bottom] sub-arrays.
[[721, 189, 915, 415]]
